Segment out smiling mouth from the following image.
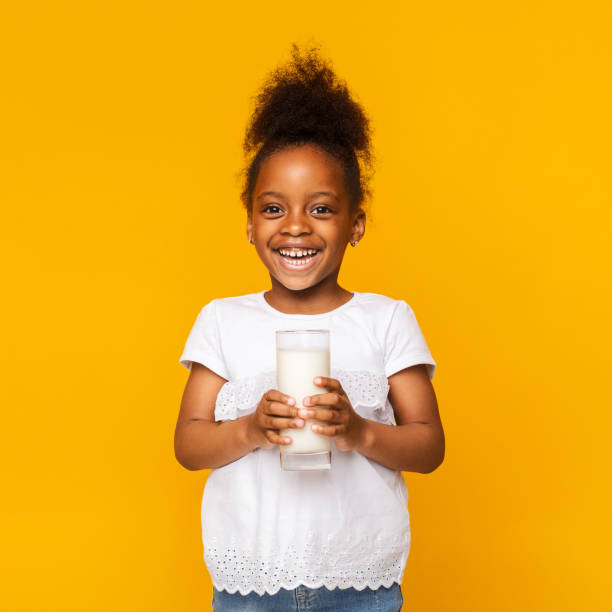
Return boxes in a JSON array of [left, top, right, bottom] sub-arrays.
[[274, 247, 321, 269]]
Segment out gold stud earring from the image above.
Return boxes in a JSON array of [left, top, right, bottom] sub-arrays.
[[351, 240, 359, 247]]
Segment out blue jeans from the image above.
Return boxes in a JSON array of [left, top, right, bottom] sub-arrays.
[[212, 583, 404, 611]]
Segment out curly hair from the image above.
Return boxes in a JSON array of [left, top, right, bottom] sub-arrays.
[[240, 43, 374, 214]]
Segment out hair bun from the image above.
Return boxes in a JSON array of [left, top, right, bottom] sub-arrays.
[[245, 43, 370, 155]]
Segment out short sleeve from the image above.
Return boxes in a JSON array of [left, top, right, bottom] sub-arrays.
[[384, 301, 437, 380], [179, 300, 229, 379]]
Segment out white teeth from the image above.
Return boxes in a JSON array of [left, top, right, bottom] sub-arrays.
[[276, 248, 318, 266], [285, 256, 313, 266], [278, 248, 318, 258]]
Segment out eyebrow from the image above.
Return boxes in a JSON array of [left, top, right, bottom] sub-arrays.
[[311, 191, 339, 201], [256, 191, 285, 201], [256, 190, 339, 201]]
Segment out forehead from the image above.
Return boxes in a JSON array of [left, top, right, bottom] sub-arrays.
[[255, 144, 346, 195]]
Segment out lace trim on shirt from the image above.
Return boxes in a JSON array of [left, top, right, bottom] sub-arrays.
[[215, 368, 394, 425], [206, 535, 408, 596]]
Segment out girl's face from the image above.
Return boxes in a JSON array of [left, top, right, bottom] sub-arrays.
[[247, 144, 365, 293]]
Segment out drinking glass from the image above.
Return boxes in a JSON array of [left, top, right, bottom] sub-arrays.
[[276, 330, 331, 471]]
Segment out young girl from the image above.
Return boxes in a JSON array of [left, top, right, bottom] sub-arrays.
[[176, 44, 444, 612]]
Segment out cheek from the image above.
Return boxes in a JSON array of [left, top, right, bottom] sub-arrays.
[[322, 244, 348, 268], [251, 227, 270, 247], [328, 231, 350, 253]]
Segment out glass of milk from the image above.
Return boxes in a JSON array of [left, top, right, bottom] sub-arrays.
[[276, 330, 332, 471]]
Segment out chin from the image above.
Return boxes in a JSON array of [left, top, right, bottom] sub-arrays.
[[273, 274, 317, 292]]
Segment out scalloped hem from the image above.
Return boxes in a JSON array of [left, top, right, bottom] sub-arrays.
[[212, 577, 403, 597]]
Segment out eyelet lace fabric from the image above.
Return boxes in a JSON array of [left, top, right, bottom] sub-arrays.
[[206, 534, 409, 596], [215, 368, 394, 424]]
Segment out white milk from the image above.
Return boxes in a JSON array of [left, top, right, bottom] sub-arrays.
[[277, 347, 332, 454]]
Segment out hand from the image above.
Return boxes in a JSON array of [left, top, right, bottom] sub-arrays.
[[302, 377, 367, 452], [245, 389, 305, 450]]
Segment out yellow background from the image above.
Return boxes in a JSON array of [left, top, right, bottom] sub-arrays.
[[1, 1, 610, 610]]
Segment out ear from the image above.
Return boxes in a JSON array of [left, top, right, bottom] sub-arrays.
[[246, 216, 253, 243], [350, 207, 366, 244]]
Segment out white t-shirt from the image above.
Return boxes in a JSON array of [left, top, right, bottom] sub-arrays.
[[179, 290, 436, 596]]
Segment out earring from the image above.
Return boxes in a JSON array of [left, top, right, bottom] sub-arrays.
[[248, 236, 253, 244], [351, 240, 359, 247]]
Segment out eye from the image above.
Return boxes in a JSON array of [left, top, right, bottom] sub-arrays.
[[262, 205, 283, 214], [312, 205, 332, 215]]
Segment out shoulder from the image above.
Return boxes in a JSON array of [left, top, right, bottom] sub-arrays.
[[355, 291, 402, 307], [353, 291, 412, 319], [351, 292, 426, 345], [356, 293, 435, 379], [196, 291, 264, 315]]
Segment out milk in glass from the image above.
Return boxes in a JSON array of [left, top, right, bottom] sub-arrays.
[[276, 330, 331, 470]]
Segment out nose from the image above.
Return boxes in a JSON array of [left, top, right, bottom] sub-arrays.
[[279, 209, 312, 237]]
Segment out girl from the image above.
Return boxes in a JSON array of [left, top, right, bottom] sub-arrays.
[[176, 44, 444, 612]]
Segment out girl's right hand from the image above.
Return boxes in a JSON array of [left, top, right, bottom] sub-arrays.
[[246, 389, 304, 449]]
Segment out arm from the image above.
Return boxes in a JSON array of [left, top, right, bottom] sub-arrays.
[[358, 364, 445, 473], [304, 364, 444, 473], [174, 362, 303, 471], [174, 363, 256, 470]]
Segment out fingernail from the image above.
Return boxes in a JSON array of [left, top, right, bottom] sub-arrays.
[[287, 397, 295, 405], [312, 424, 321, 432], [314, 377, 322, 384], [298, 409, 310, 418], [303, 397, 311, 406], [294, 419, 304, 427]]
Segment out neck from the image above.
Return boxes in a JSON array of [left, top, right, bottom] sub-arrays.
[[265, 274, 353, 315]]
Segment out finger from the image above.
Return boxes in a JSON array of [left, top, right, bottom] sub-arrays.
[[264, 400, 299, 418], [307, 408, 344, 423], [262, 415, 305, 430], [265, 429, 293, 445], [311, 423, 346, 436], [303, 391, 344, 408], [263, 389, 296, 406], [312, 376, 345, 395]]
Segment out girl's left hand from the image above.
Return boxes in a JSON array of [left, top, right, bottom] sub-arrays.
[[301, 377, 367, 452]]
